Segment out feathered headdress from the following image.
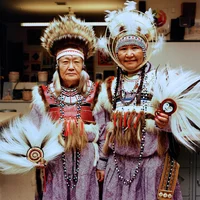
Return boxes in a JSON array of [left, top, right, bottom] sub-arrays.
[[98, 0, 164, 69], [41, 15, 97, 96], [152, 66, 200, 151], [0, 114, 64, 174], [41, 15, 96, 59]]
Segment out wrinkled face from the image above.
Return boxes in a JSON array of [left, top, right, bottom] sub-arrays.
[[58, 55, 83, 88], [117, 45, 144, 73]]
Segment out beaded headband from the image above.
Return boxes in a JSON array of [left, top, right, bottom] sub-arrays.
[[56, 48, 84, 61], [115, 35, 147, 53]]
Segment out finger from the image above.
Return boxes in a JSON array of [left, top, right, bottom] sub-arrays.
[[99, 174, 104, 182], [155, 114, 168, 123], [155, 117, 165, 126], [96, 172, 100, 180]]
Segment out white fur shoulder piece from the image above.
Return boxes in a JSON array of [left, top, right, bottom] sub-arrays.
[[93, 80, 113, 114], [0, 113, 64, 174], [31, 85, 46, 113]]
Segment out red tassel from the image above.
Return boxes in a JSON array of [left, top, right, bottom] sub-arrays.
[[67, 120, 71, 135], [128, 113, 133, 128], [124, 112, 127, 127], [64, 120, 68, 136], [119, 114, 122, 127], [42, 168, 46, 192], [80, 120, 84, 135], [134, 113, 141, 129]]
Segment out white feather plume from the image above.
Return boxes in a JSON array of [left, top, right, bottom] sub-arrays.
[[105, 10, 117, 23], [152, 35, 165, 55], [152, 66, 200, 150], [97, 36, 109, 55], [0, 114, 64, 174], [52, 69, 61, 96], [145, 8, 155, 23], [106, 3, 155, 40], [124, 1, 137, 11]]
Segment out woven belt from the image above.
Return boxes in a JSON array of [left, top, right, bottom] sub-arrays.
[[157, 153, 180, 200]]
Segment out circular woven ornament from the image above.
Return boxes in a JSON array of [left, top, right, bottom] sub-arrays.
[[27, 147, 44, 163]]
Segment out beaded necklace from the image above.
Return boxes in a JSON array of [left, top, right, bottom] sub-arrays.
[[59, 87, 82, 189], [119, 74, 141, 106], [61, 150, 81, 189], [48, 86, 87, 189], [112, 66, 148, 185]]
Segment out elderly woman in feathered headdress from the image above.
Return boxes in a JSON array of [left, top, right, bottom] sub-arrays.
[[95, 1, 200, 200], [0, 15, 106, 200]]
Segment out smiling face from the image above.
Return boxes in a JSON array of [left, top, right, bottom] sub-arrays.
[[117, 45, 144, 73], [58, 55, 83, 88]]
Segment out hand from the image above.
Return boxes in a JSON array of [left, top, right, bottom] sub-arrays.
[[96, 169, 105, 182], [155, 110, 169, 129], [35, 159, 47, 169]]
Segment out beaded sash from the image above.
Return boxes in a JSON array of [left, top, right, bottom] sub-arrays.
[[157, 153, 180, 200]]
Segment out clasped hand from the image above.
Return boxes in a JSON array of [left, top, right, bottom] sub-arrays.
[[35, 158, 47, 169], [155, 110, 169, 129]]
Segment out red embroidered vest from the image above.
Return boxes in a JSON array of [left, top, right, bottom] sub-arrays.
[[40, 83, 96, 124]]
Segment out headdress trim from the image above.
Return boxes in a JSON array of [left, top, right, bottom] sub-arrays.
[[56, 48, 84, 61]]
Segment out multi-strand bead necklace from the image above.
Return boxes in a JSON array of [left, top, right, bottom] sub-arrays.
[[112, 67, 149, 185], [48, 86, 88, 189]]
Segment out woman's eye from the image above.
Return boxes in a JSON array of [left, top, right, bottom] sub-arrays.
[[74, 60, 82, 65], [132, 46, 139, 50], [63, 61, 69, 64], [120, 47, 127, 51], [133, 46, 142, 51]]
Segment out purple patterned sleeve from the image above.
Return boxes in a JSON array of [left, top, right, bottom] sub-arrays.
[[94, 108, 110, 170], [29, 104, 45, 127]]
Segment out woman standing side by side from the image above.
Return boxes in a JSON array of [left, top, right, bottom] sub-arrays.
[[0, 13, 108, 200], [94, 1, 189, 199], [28, 15, 106, 200]]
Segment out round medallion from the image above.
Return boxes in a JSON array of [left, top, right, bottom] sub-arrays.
[[27, 147, 44, 163], [160, 98, 177, 116]]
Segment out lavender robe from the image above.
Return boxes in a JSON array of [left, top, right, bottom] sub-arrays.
[[102, 132, 183, 200], [96, 69, 183, 200], [30, 104, 107, 200]]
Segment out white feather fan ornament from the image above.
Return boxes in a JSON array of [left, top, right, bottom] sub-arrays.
[[152, 66, 200, 150], [0, 114, 64, 174]]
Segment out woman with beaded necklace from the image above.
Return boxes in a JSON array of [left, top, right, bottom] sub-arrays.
[[28, 15, 106, 200], [95, 1, 184, 200]]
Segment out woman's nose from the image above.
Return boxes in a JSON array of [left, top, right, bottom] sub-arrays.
[[68, 61, 74, 69], [126, 49, 134, 57]]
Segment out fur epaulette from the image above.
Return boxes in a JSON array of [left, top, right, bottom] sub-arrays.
[[31, 85, 47, 114], [93, 77, 115, 114]]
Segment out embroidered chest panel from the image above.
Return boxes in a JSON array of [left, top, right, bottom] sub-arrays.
[[41, 81, 96, 123], [106, 70, 155, 114]]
